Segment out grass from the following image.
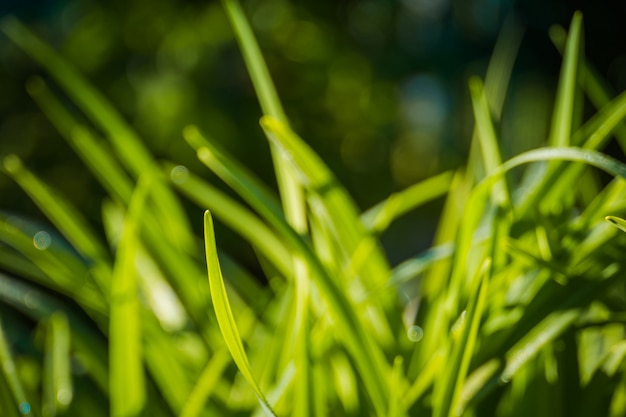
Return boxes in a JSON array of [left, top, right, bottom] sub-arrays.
[[1, 2, 626, 416]]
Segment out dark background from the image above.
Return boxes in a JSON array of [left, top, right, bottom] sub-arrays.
[[1, 0, 625, 267]]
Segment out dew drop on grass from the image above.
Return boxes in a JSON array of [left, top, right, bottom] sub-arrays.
[[170, 165, 189, 184], [407, 325, 424, 342], [33, 231, 51, 250]]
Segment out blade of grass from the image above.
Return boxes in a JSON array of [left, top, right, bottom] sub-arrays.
[[0, 316, 35, 416], [469, 77, 511, 208], [179, 349, 231, 417], [260, 116, 392, 289], [109, 177, 151, 417], [187, 129, 391, 413], [42, 312, 73, 417], [361, 171, 454, 235], [549, 11, 583, 147], [1, 17, 194, 253], [605, 216, 626, 233], [203, 210, 278, 417], [163, 161, 292, 277], [433, 258, 490, 417]]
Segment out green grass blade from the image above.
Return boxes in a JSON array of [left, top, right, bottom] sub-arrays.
[[203, 211, 277, 417], [110, 178, 151, 417], [179, 350, 231, 417], [361, 171, 454, 234], [549, 11, 583, 147], [469, 77, 511, 208], [43, 312, 73, 416], [0, 317, 35, 416], [26, 77, 134, 204], [221, 0, 286, 121], [1, 17, 194, 252], [163, 161, 292, 277], [188, 128, 391, 413], [433, 258, 490, 417], [605, 216, 626, 233], [260, 117, 391, 288], [2, 155, 110, 264]]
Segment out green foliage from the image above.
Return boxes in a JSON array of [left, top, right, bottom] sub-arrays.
[[1, 4, 626, 417]]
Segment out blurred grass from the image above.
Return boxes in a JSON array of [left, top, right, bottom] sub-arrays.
[[0, 3, 626, 417]]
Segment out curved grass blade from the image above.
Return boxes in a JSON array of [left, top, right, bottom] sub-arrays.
[[43, 312, 73, 417], [203, 211, 278, 417], [187, 128, 391, 414], [109, 177, 152, 417], [361, 171, 454, 234]]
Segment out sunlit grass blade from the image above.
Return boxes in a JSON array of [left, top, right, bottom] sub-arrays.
[[550, 25, 626, 154], [203, 210, 277, 417], [433, 258, 490, 417], [163, 161, 292, 277], [188, 128, 391, 412], [605, 216, 626, 233], [0, 317, 34, 416], [42, 312, 73, 417], [361, 171, 454, 234], [260, 116, 391, 287], [110, 178, 151, 417], [469, 77, 511, 208], [221, 0, 286, 121], [549, 11, 583, 147]]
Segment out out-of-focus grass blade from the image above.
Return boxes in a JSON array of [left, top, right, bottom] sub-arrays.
[[188, 128, 391, 414], [163, 161, 292, 277], [203, 211, 277, 417], [0, 317, 34, 416], [469, 77, 511, 208], [179, 350, 231, 417], [221, 0, 285, 121], [605, 216, 626, 233], [433, 258, 490, 417], [548, 11, 583, 147], [260, 116, 391, 289], [1, 155, 109, 266], [550, 25, 626, 153], [43, 312, 73, 417], [0, 17, 194, 253], [361, 171, 454, 234], [110, 178, 151, 417], [26, 76, 134, 204], [0, 216, 107, 316]]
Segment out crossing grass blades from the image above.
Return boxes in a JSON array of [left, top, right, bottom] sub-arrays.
[[1, 2, 626, 416]]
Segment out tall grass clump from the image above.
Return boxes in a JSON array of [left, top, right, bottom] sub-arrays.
[[1, 2, 626, 416]]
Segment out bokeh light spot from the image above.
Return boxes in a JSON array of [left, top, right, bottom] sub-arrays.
[[170, 165, 189, 184], [33, 231, 51, 250], [408, 325, 424, 342]]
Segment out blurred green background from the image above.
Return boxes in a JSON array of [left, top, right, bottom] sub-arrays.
[[1, 0, 625, 267]]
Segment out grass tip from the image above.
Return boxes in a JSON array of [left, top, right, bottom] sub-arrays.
[[2, 154, 22, 173]]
